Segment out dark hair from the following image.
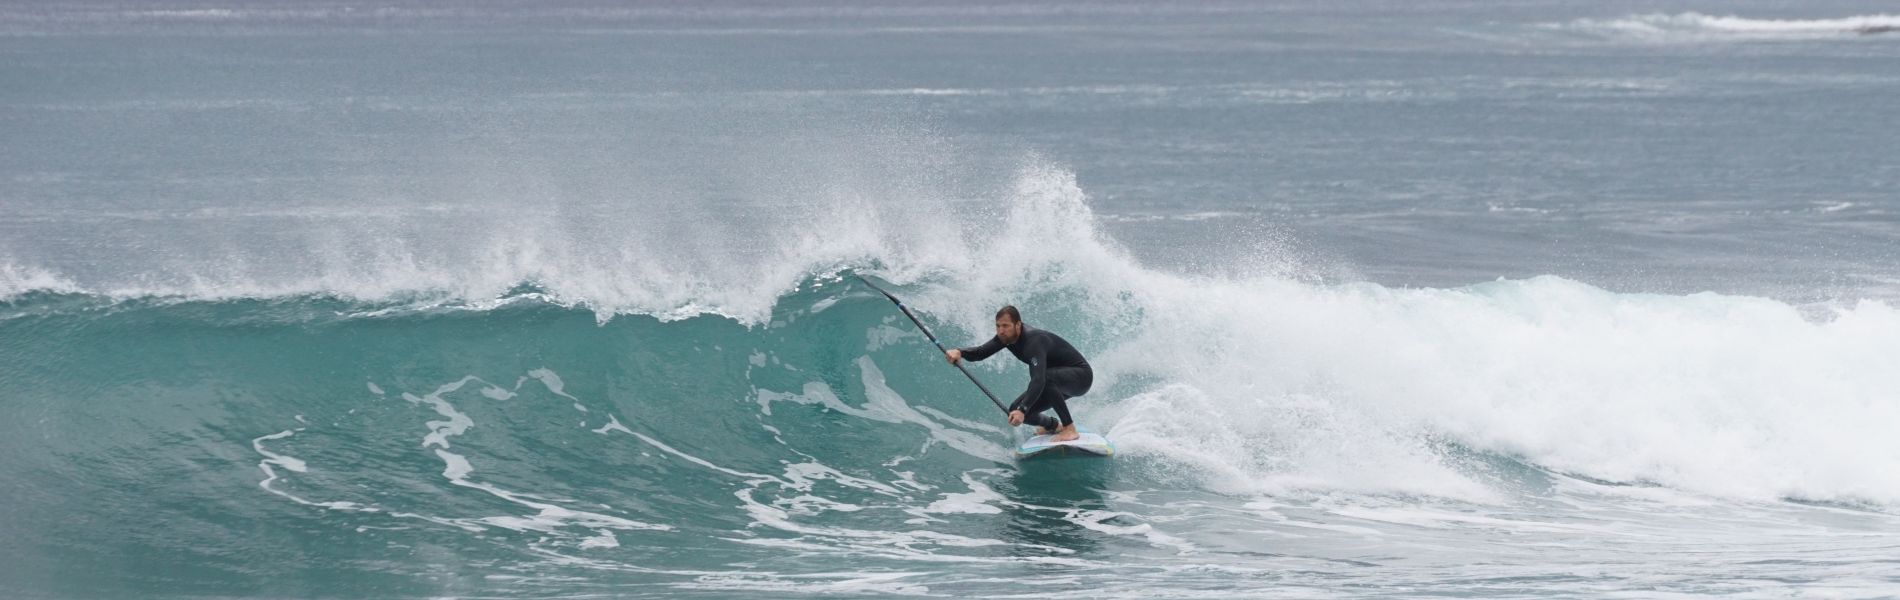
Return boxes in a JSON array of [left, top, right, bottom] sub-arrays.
[[995, 305, 1021, 323]]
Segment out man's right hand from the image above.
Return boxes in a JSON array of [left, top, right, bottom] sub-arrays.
[[945, 349, 961, 364]]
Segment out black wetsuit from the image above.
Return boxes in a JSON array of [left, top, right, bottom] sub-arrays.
[[958, 326, 1093, 430]]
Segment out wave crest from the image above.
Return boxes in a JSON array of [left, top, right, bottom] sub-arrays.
[[1556, 13, 1900, 41]]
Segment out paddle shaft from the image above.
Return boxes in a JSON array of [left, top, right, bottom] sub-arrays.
[[855, 276, 1011, 415]]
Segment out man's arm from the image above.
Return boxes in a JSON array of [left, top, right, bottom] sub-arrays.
[[956, 336, 1006, 362]]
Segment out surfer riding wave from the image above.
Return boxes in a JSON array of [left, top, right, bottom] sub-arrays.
[[946, 305, 1093, 442]]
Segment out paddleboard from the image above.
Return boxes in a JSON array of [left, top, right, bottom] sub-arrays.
[[1015, 425, 1114, 460]]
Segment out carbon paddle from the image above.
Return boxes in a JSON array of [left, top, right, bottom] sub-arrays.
[[855, 276, 1010, 415]]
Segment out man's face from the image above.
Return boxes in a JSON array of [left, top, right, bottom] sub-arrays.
[[995, 317, 1022, 344]]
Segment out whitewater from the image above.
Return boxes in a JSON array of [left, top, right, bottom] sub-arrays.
[[5, 0, 1900, 598]]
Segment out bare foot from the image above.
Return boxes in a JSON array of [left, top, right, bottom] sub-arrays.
[[1034, 427, 1055, 436], [1051, 425, 1080, 442]]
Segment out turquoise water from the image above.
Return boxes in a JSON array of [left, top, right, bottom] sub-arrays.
[[5, 1, 1900, 598], [7, 275, 1900, 597]]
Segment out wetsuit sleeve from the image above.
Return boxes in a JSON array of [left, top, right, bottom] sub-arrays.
[[959, 336, 1005, 362], [1008, 345, 1049, 413]]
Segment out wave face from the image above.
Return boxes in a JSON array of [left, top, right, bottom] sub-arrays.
[[8, 0, 1900, 595], [5, 164, 1900, 597]]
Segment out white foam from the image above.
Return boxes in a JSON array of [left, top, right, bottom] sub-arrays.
[[253, 430, 308, 473], [402, 377, 481, 449], [394, 373, 674, 537], [917, 473, 1006, 516], [863, 324, 912, 351], [252, 429, 393, 516], [577, 530, 619, 549], [1097, 272, 1900, 504], [678, 571, 931, 596], [1069, 509, 1196, 554], [757, 381, 884, 420], [756, 359, 1010, 463], [618, 429, 782, 483], [662, 160, 1900, 505], [592, 414, 633, 435], [526, 368, 573, 399], [0, 263, 80, 298], [0, 153, 1072, 324], [620, 440, 1074, 568], [780, 461, 902, 497], [37, 142, 1900, 509], [777, 495, 865, 517], [804, 165, 1900, 505], [437, 449, 474, 480], [1557, 13, 1900, 42]]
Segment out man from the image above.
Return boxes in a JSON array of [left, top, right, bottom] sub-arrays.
[[945, 305, 1093, 442]]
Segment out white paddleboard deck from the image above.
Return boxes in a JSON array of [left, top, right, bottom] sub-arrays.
[[1015, 425, 1114, 460]]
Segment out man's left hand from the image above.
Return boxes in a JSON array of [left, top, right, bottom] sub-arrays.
[[1007, 410, 1024, 426]]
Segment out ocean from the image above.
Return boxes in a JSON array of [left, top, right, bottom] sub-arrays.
[[3, 1, 1899, 597]]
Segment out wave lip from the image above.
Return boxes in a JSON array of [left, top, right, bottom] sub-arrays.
[[0, 264, 80, 298], [1556, 12, 1900, 41]]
